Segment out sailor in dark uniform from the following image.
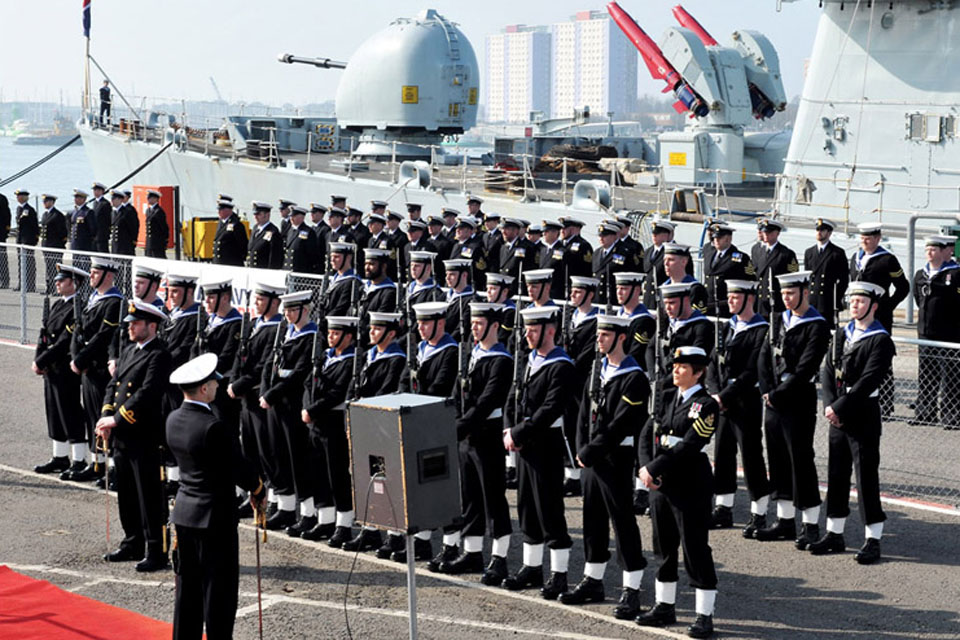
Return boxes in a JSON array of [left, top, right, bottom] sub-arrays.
[[702, 222, 756, 318], [90, 182, 112, 253], [192, 277, 242, 432], [614, 214, 645, 270], [642, 219, 682, 309], [70, 257, 124, 481], [96, 299, 173, 572], [385, 210, 409, 282], [323, 206, 354, 247], [538, 220, 570, 300], [347, 207, 371, 255], [260, 291, 324, 537], [40, 194, 68, 293], [99, 80, 112, 125], [143, 190, 169, 259], [485, 273, 517, 349], [480, 211, 504, 275], [166, 353, 265, 640], [655, 282, 715, 383], [301, 316, 360, 545], [14, 189, 39, 292], [441, 207, 459, 238], [108, 265, 165, 369], [501, 305, 575, 600], [754, 219, 800, 327], [245, 201, 283, 269], [559, 216, 594, 280], [705, 280, 771, 535], [324, 243, 362, 318], [32, 264, 88, 475], [448, 215, 487, 289], [282, 205, 319, 273], [613, 272, 656, 370], [406, 202, 423, 222], [309, 204, 330, 270], [427, 215, 454, 265], [211, 200, 248, 267], [275, 198, 293, 238], [804, 218, 848, 328], [498, 218, 537, 293], [109, 189, 139, 256], [637, 346, 719, 639], [662, 243, 708, 315], [358, 248, 398, 349], [812, 281, 895, 565], [341, 311, 407, 553], [756, 271, 830, 548], [592, 222, 630, 306], [69, 188, 97, 271], [443, 258, 475, 342], [402, 219, 436, 271], [561, 313, 649, 621], [912, 235, 960, 428], [438, 302, 514, 582], [403, 251, 443, 349]]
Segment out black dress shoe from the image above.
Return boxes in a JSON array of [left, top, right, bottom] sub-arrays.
[[687, 614, 714, 638], [559, 576, 604, 605], [35, 456, 70, 474], [795, 523, 820, 551], [501, 564, 543, 591], [104, 547, 142, 563], [613, 587, 641, 620], [633, 489, 649, 516], [135, 555, 170, 573], [327, 526, 354, 548], [393, 538, 433, 563], [505, 467, 518, 490], [742, 514, 766, 539], [809, 532, 846, 555], [540, 571, 568, 600], [266, 502, 279, 519], [96, 468, 115, 490], [286, 515, 317, 538], [855, 538, 881, 564], [439, 551, 484, 574], [427, 544, 459, 573], [710, 505, 733, 529], [265, 509, 297, 531], [59, 461, 87, 481], [376, 534, 405, 559], [755, 517, 796, 541], [481, 556, 508, 586], [563, 477, 582, 497], [237, 502, 254, 519], [70, 463, 105, 482], [342, 529, 382, 552], [636, 602, 677, 627], [302, 522, 335, 541]]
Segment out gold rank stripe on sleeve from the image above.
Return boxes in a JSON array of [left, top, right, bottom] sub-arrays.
[[635, 332, 650, 344], [101, 403, 115, 412], [787, 260, 799, 273], [621, 395, 644, 407], [118, 406, 136, 424], [65, 324, 74, 334], [103, 318, 119, 327], [890, 270, 903, 278], [692, 414, 716, 438], [745, 264, 757, 276]]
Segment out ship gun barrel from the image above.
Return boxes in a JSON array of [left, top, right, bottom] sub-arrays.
[[277, 53, 347, 69]]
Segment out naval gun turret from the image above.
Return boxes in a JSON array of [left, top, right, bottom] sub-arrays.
[[278, 54, 347, 69]]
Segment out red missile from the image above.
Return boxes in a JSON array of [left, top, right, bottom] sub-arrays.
[[672, 5, 718, 46]]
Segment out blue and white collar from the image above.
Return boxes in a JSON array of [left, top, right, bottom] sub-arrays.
[[365, 278, 396, 294], [286, 321, 318, 342], [409, 279, 437, 296], [572, 307, 598, 328], [729, 313, 769, 336], [781, 306, 825, 332], [664, 274, 697, 286], [601, 355, 643, 384], [471, 342, 512, 365], [323, 345, 356, 369], [333, 269, 360, 285], [845, 319, 889, 343], [855, 245, 889, 271], [527, 346, 574, 376], [170, 301, 201, 321], [418, 334, 458, 365], [446, 286, 474, 301], [254, 313, 283, 333], [618, 304, 654, 320], [924, 259, 960, 276], [88, 286, 124, 309], [670, 310, 710, 331], [368, 342, 406, 362], [208, 308, 242, 328]]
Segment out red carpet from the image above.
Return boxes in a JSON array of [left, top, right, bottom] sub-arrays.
[[0, 565, 172, 640]]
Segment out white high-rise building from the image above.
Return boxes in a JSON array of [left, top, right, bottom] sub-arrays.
[[552, 10, 637, 120], [484, 25, 552, 124]]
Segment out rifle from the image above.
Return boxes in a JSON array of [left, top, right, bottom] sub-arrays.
[[40, 294, 51, 347], [194, 301, 208, 352], [350, 334, 364, 401], [406, 280, 418, 393], [562, 264, 571, 351], [652, 287, 663, 440], [511, 265, 526, 431], [457, 293, 470, 410], [831, 280, 844, 395], [73, 286, 86, 345], [318, 250, 332, 318], [310, 326, 321, 403], [238, 290, 253, 367], [269, 318, 288, 389]]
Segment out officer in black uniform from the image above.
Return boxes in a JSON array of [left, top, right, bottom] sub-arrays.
[[96, 299, 172, 572], [282, 205, 319, 273], [40, 194, 68, 293], [323, 207, 354, 248], [702, 222, 756, 318], [99, 80, 112, 125], [309, 204, 330, 271], [486, 273, 517, 349], [614, 214, 645, 270], [592, 222, 630, 306], [443, 258, 475, 343], [14, 189, 39, 292], [402, 219, 436, 270], [427, 215, 454, 264], [192, 277, 242, 432], [358, 248, 398, 350], [705, 280, 771, 535], [69, 188, 97, 271], [366, 212, 399, 281], [347, 207, 372, 257], [912, 235, 960, 428], [448, 215, 487, 289], [385, 210, 408, 282], [210, 200, 248, 266], [559, 216, 594, 280], [642, 219, 685, 309], [637, 346, 719, 639], [441, 207, 459, 238], [756, 271, 830, 548], [245, 201, 283, 269], [32, 264, 88, 475], [275, 198, 294, 238], [538, 220, 569, 300], [804, 218, 848, 328], [813, 281, 895, 565], [754, 219, 799, 328], [498, 218, 537, 293], [502, 305, 575, 600], [301, 315, 360, 544], [142, 190, 169, 259], [324, 243, 362, 318], [90, 182, 112, 253], [480, 211, 504, 276], [166, 353, 265, 640], [561, 313, 649, 621], [662, 243, 708, 315], [109, 189, 139, 256], [406, 202, 422, 222]]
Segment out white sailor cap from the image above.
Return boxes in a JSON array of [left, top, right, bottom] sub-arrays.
[[651, 219, 676, 233], [91, 181, 107, 191], [523, 268, 554, 283], [217, 199, 235, 209], [42, 193, 57, 202], [252, 201, 272, 211], [660, 282, 694, 298], [615, 214, 634, 226], [814, 217, 836, 231], [776, 271, 813, 288], [673, 345, 709, 365], [364, 248, 391, 261], [386, 210, 404, 222], [369, 311, 403, 326], [466, 195, 484, 205], [13, 189, 29, 196], [484, 212, 501, 222], [109, 189, 124, 199], [441, 207, 460, 217], [726, 279, 758, 294], [443, 258, 473, 272], [406, 202, 422, 210], [570, 275, 600, 290], [73, 188, 89, 198], [290, 205, 308, 217], [370, 200, 388, 210], [280, 290, 312, 308], [520, 305, 561, 325], [527, 224, 544, 234], [199, 276, 232, 293], [166, 271, 198, 288], [134, 265, 164, 281], [501, 218, 524, 229], [124, 298, 168, 323], [310, 203, 328, 213], [169, 353, 222, 387], [218, 194, 235, 202], [560, 216, 585, 228], [406, 219, 428, 232], [758, 218, 786, 232], [456, 215, 478, 229], [146, 189, 161, 198], [54, 263, 89, 281], [253, 281, 286, 297], [278, 198, 296, 208], [409, 250, 437, 263], [614, 271, 645, 285], [598, 222, 621, 235], [328, 206, 347, 217], [542, 219, 563, 231], [470, 302, 504, 319], [413, 301, 448, 320], [857, 222, 883, 236], [327, 316, 359, 330], [925, 235, 957, 248], [89, 256, 120, 272], [847, 281, 887, 300], [330, 242, 357, 254], [596, 314, 632, 331], [663, 242, 691, 257], [366, 212, 387, 224], [485, 273, 515, 287]]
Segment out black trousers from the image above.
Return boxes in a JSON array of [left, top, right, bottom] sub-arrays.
[[238, 399, 265, 478], [276, 401, 320, 504], [826, 402, 886, 526], [562, 372, 588, 470], [81, 368, 111, 449], [582, 446, 646, 571], [516, 428, 571, 550], [211, 384, 240, 435], [310, 418, 351, 512], [0, 244, 8, 287], [259, 405, 294, 496], [19, 247, 37, 292], [916, 344, 960, 426], [44, 369, 85, 443], [42, 248, 59, 293], [713, 393, 770, 500], [173, 524, 240, 640], [764, 385, 821, 510], [649, 479, 717, 590], [99, 101, 111, 125], [114, 444, 166, 557], [460, 427, 512, 539]]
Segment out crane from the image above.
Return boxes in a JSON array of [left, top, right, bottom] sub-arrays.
[[209, 77, 225, 103]]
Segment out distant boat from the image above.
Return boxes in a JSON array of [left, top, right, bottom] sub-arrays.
[[14, 115, 78, 146]]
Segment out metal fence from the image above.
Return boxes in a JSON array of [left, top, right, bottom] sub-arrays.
[[2, 241, 959, 509]]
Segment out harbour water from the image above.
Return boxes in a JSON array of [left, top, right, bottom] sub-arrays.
[[0, 136, 94, 218]]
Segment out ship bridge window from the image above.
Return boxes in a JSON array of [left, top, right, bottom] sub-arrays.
[[907, 112, 947, 143]]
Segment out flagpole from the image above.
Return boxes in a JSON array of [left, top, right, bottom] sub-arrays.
[[84, 36, 91, 119]]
